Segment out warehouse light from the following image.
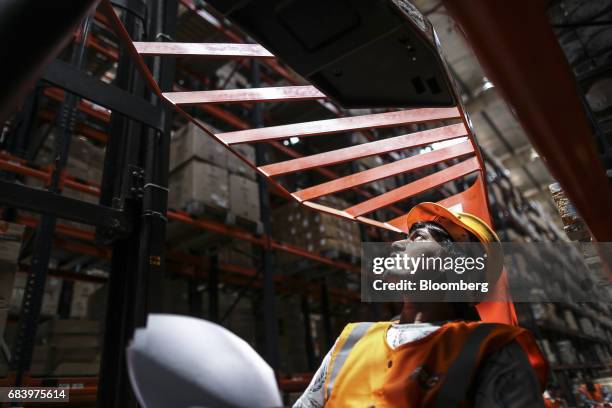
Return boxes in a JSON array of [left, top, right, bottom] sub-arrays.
[[283, 137, 300, 146], [431, 136, 468, 151], [481, 77, 494, 92]]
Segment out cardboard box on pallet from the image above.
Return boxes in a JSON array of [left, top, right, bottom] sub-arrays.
[[271, 199, 361, 262], [168, 159, 229, 213], [0, 222, 24, 265], [0, 222, 24, 339], [39, 134, 105, 184], [38, 319, 102, 336], [11, 272, 62, 317], [218, 240, 255, 269], [228, 144, 256, 180], [217, 291, 257, 348], [229, 174, 260, 223], [309, 238, 360, 259], [71, 281, 104, 319], [170, 120, 228, 171], [34, 319, 103, 376]]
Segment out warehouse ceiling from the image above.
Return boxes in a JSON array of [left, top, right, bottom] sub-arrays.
[[412, 0, 559, 218]]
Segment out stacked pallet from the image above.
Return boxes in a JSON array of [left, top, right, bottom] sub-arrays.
[[271, 199, 361, 264], [484, 153, 564, 242], [217, 240, 255, 269], [520, 302, 612, 367], [168, 120, 260, 225], [36, 133, 106, 186], [32, 319, 102, 376], [20, 134, 104, 233], [10, 272, 62, 318], [71, 281, 104, 319], [217, 291, 257, 349], [549, 182, 591, 241]]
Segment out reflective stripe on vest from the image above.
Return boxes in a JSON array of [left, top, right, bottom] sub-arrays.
[[326, 322, 373, 399], [435, 323, 499, 406]]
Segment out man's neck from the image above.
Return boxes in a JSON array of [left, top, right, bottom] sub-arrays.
[[399, 302, 461, 324]]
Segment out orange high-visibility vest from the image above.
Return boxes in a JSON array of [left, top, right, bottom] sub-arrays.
[[323, 321, 547, 407], [543, 396, 563, 408], [544, 395, 563, 408], [579, 383, 604, 402]]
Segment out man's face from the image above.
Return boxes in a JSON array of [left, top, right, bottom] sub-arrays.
[[391, 227, 444, 260], [382, 226, 446, 281]]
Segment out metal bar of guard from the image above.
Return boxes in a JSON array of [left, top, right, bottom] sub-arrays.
[[98, 0, 491, 234], [97, 0, 515, 324]]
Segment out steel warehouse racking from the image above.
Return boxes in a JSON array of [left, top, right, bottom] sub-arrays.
[[0, 1, 611, 407]]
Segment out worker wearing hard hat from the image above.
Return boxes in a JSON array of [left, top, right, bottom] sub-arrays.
[[577, 379, 611, 407], [294, 202, 547, 408], [543, 385, 567, 408]]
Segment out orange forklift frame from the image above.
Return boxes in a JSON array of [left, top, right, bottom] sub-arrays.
[[97, 0, 516, 324]]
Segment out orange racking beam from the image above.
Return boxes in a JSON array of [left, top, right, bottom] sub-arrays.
[[38, 109, 108, 144], [1, 152, 361, 274], [13, 216, 359, 304], [43, 87, 111, 124]]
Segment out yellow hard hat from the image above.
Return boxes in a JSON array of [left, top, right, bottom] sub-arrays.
[[404, 202, 503, 286]]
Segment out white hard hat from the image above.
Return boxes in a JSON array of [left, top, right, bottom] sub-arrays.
[[127, 314, 282, 408]]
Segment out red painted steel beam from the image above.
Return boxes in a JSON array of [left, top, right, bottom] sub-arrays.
[[44, 88, 111, 124], [54, 238, 111, 259], [260, 123, 468, 177], [0, 156, 51, 184], [163, 85, 325, 105], [217, 108, 461, 144], [347, 156, 480, 218], [0, 151, 361, 272], [16, 216, 96, 242], [133, 42, 274, 58], [168, 211, 360, 273], [14, 212, 360, 297], [270, 241, 360, 273], [294, 141, 475, 202], [87, 36, 120, 61], [38, 109, 108, 144], [166, 249, 359, 301], [0, 154, 100, 196], [442, 0, 612, 241]]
